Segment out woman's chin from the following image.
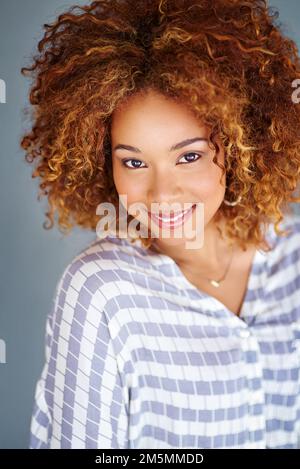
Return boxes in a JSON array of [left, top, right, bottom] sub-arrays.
[[153, 233, 196, 247]]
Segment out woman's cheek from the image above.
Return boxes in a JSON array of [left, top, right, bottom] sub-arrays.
[[189, 176, 217, 202], [113, 170, 136, 197], [126, 179, 146, 203], [114, 177, 146, 211]]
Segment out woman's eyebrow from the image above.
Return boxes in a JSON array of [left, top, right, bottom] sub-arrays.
[[113, 137, 209, 153]]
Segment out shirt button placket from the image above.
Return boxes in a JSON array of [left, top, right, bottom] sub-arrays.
[[238, 326, 267, 448]]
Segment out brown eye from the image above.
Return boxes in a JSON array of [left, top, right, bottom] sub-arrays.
[[121, 152, 203, 170], [178, 152, 203, 164], [122, 159, 146, 169]]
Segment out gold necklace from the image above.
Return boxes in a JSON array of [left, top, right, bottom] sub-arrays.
[[199, 243, 235, 288], [151, 241, 235, 288]]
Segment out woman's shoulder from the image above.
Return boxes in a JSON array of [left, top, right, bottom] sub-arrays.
[[53, 235, 163, 313], [263, 211, 300, 271], [266, 211, 300, 248], [61, 235, 160, 279], [47, 236, 156, 349]]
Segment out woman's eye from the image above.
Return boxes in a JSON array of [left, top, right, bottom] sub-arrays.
[[178, 152, 203, 164], [122, 159, 146, 169], [121, 152, 202, 169]]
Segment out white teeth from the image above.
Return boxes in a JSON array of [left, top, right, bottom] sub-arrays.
[[159, 213, 184, 222], [156, 207, 191, 222]]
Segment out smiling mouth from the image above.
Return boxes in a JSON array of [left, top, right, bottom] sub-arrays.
[[148, 204, 196, 228]]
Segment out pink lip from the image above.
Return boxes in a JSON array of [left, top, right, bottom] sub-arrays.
[[148, 204, 196, 229]]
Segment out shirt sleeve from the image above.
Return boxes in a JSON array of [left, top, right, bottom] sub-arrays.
[[29, 261, 129, 449]]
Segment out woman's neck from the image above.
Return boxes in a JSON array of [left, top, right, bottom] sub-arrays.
[[150, 215, 234, 277]]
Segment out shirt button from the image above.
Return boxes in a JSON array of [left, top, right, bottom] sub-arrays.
[[239, 329, 250, 338]]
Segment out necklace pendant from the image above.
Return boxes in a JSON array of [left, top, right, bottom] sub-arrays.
[[210, 279, 220, 288]]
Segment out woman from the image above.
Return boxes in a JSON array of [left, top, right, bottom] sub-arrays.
[[21, 0, 300, 448]]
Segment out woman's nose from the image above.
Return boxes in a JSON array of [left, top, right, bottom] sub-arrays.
[[146, 169, 182, 206]]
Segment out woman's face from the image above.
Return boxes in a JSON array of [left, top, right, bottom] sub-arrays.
[[110, 89, 226, 248]]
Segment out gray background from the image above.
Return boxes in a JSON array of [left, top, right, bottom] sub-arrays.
[[0, 0, 299, 449]]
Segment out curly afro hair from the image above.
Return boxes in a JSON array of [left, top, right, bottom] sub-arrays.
[[20, 0, 300, 252]]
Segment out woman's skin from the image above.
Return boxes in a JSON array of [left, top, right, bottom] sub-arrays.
[[110, 88, 241, 277]]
